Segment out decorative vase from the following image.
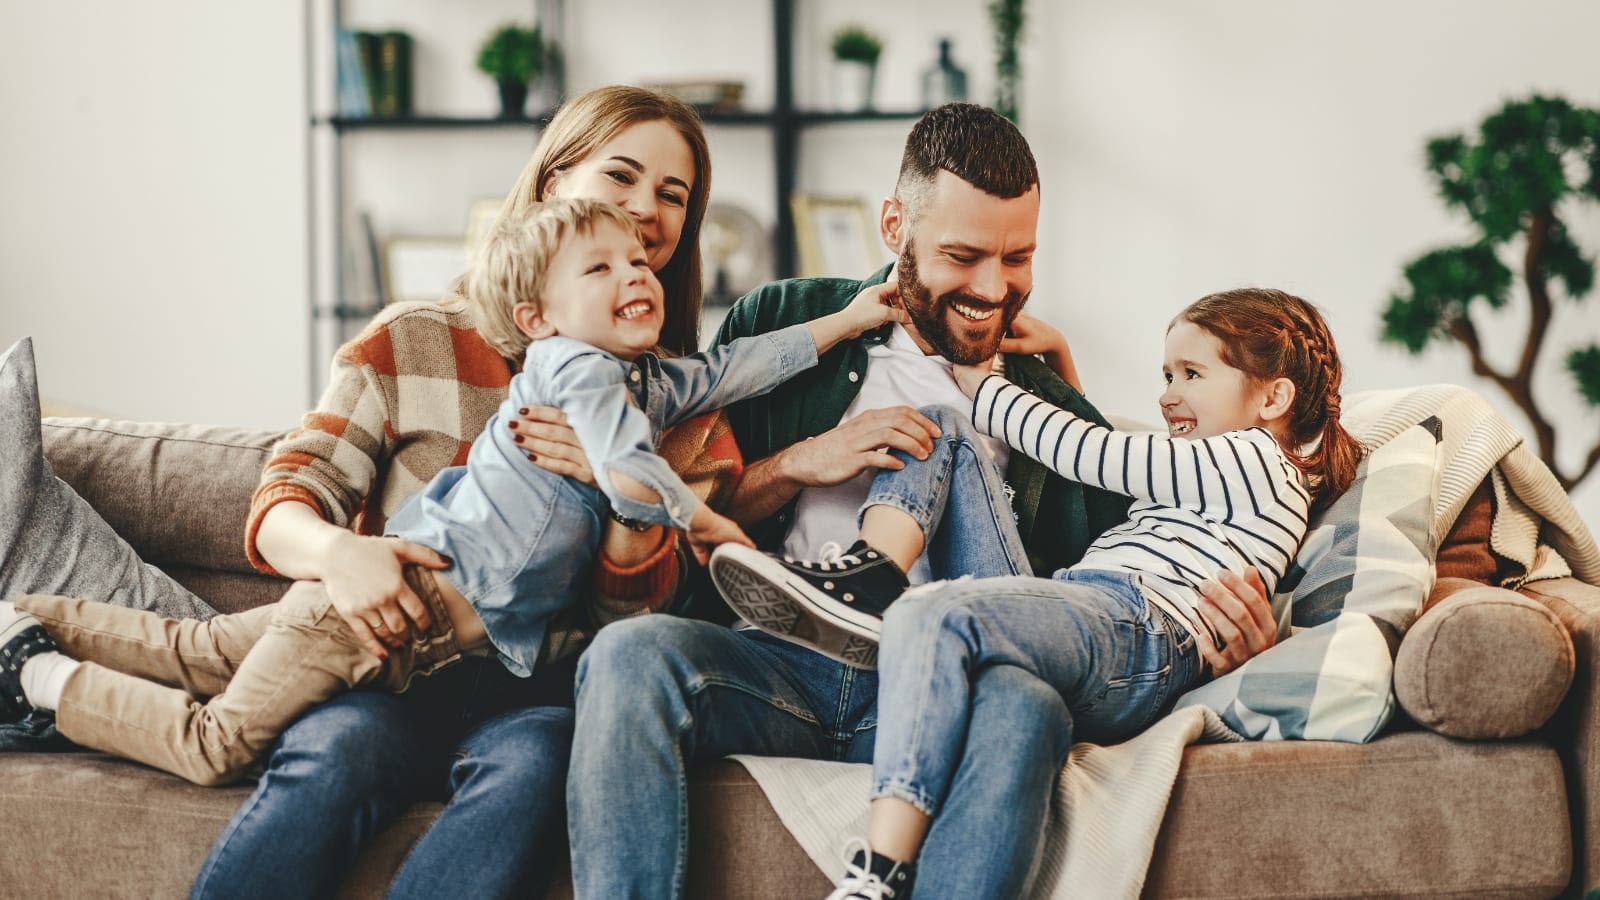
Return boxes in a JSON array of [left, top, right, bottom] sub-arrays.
[[832, 60, 876, 113], [920, 38, 968, 108], [496, 79, 529, 118]]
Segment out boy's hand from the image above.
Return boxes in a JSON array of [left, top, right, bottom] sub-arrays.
[[952, 361, 993, 398], [839, 274, 908, 336], [685, 504, 753, 566], [806, 275, 909, 357]]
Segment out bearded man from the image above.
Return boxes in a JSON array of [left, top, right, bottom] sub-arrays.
[[566, 103, 1278, 898]]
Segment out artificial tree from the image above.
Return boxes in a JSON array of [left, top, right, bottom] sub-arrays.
[[1383, 95, 1600, 491], [988, 0, 1024, 122]]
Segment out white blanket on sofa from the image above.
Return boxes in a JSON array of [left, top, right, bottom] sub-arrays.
[[733, 384, 1598, 898]]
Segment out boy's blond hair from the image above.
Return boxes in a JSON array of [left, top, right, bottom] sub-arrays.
[[466, 197, 645, 359]]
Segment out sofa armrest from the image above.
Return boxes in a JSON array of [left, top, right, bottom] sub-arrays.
[[1518, 576, 1600, 894]]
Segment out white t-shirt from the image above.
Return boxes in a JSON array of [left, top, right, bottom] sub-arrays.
[[781, 324, 1009, 584]]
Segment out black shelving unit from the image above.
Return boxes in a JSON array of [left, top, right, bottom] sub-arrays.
[[306, 0, 921, 397]]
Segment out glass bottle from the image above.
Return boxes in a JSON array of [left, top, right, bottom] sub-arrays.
[[921, 38, 968, 109]]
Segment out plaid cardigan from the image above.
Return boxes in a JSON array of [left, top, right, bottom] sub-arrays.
[[246, 300, 743, 655]]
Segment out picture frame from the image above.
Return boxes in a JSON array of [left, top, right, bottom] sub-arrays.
[[382, 236, 468, 304], [790, 194, 883, 277], [464, 198, 504, 258]]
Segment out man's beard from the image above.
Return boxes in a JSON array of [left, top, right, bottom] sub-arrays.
[[896, 243, 1027, 365]]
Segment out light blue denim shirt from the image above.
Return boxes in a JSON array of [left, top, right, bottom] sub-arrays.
[[386, 323, 817, 675]]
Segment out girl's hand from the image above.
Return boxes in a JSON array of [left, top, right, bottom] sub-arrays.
[[685, 504, 753, 566], [952, 361, 993, 398], [999, 312, 1083, 393], [320, 532, 449, 659], [507, 406, 596, 486]]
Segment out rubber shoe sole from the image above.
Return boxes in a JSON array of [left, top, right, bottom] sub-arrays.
[[710, 546, 881, 670]]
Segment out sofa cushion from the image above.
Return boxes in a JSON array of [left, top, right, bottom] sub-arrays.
[[41, 417, 289, 615], [1396, 577, 1575, 739], [1176, 418, 1441, 741], [0, 338, 217, 620]]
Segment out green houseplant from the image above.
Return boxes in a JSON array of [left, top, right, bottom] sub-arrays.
[[476, 23, 543, 118], [988, 0, 1025, 122], [1382, 95, 1600, 490], [830, 24, 883, 112]]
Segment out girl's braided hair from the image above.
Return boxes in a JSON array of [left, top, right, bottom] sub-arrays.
[[1175, 288, 1364, 511]]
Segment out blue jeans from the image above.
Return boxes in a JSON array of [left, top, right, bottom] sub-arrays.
[[190, 655, 575, 900], [567, 618, 1076, 898], [864, 404, 1032, 581], [874, 569, 1202, 896]]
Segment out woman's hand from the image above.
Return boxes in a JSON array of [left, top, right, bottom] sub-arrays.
[[507, 406, 596, 487], [999, 312, 1083, 393], [320, 532, 449, 659], [1194, 567, 1277, 675], [684, 503, 753, 566]]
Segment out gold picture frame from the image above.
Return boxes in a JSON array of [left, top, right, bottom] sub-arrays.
[[790, 194, 882, 278]]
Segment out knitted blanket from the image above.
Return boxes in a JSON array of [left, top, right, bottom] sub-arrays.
[[733, 384, 1599, 897]]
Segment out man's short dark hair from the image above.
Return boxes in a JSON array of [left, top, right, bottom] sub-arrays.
[[895, 103, 1039, 228]]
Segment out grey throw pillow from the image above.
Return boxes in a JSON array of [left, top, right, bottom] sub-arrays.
[[0, 338, 217, 619]]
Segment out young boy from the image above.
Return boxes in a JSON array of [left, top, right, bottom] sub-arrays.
[[0, 198, 903, 786]]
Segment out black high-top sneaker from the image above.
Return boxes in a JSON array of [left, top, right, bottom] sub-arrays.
[[0, 606, 56, 723], [825, 839, 915, 900], [710, 540, 909, 669]]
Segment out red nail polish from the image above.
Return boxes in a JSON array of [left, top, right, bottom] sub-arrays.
[[514, 435, 524, 444], [508, 421, 519, 431], [519, 407, 529, 416]]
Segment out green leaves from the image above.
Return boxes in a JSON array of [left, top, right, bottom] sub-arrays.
[[1382, 244, 1511, 352], [477, 24, 543, 84], [1571, 345, 1600, 407], [1425, 95, 1600, 241]]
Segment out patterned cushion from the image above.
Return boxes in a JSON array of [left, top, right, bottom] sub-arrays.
[[1175, 418, 1442, 741], [0, 338, 217, 619]]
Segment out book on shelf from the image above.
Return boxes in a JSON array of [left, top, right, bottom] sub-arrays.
[[334, 29, 413, 119]]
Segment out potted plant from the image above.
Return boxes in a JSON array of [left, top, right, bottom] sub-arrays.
[[830, 24, 883, 112], [988, 0, 1025, 122], [477, 23, 543, 118]]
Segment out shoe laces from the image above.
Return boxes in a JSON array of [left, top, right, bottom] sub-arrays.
[[812, 541, 866, 572], [825, 838, 900, 900]]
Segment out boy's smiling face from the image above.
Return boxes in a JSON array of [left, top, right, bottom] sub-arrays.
[[530, 219, 665, 360]]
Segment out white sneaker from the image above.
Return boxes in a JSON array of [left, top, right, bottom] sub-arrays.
[[824, 838, 914, 900]]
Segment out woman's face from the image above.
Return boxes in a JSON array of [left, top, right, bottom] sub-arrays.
[[545, 119, 696, 273]]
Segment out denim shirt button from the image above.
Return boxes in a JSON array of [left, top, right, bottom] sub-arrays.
[[848, 371, 860, 382], [629, 370, 641, 382]]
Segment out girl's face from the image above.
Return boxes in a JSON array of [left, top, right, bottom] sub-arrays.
[[544, 119, 695, 274], [1159, 321, 1274, 440]]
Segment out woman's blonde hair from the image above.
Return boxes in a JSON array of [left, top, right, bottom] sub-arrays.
[[467, 198, 644, 360], [491, 85, 710, 357]]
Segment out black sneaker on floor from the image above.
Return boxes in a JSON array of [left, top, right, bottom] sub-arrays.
[[0, 613, 55, 723], [710, 540, 908, 670]]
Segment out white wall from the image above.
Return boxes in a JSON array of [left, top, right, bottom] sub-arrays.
[[3, 1, 1595, 531], [0, 2, 307, 430]]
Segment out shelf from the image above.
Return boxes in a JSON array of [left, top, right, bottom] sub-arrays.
[[316, 108, 926, 131]]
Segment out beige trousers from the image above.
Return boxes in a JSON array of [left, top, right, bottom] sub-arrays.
[[17, 566, 464, 786]]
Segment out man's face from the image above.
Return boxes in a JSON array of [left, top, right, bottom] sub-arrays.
[[892, 170, 1039, 365]]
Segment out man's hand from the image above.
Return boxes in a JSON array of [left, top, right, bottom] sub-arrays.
[[1194, 567, 1277, 675], [508, 406, 596, 486], [321, 532, 449, 659], [779, 406, 942, 488], [685, 504, 753, 566]]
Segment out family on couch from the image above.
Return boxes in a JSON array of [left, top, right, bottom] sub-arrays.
[[1, 87, 1335, 899]]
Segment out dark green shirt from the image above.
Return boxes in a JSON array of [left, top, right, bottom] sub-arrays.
[[712, 265, 1132, 578]]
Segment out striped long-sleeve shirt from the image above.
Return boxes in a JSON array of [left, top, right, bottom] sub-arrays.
[[971, 375, 1311, 636]]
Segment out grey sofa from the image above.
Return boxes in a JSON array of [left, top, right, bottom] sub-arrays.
[[0, 416, 1595, 898]]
